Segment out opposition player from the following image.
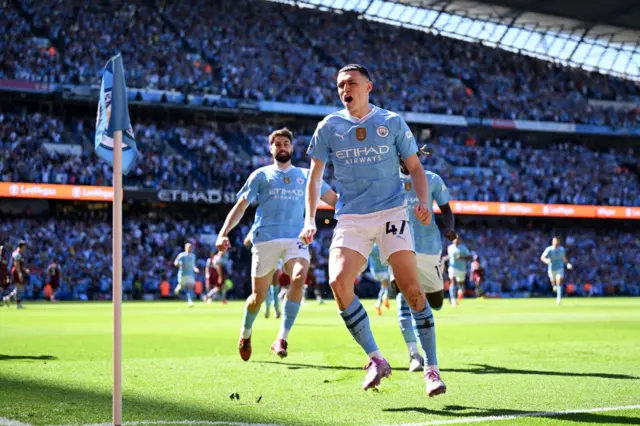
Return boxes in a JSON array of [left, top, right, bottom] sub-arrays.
[[5, 241, 29, 308], [447, 237, 472, 307], [389, 150, 455, 396], [368, 245, 390, 316], [470, 254, 485, 297], [0, 245, 10, 306], [540, 237, 572, 305], [300, 64, 438, 393], [216, 128, 337, 361], [46, 259, 62, 302], [174, 242, 200, 307], [204, 250, 228, 304]]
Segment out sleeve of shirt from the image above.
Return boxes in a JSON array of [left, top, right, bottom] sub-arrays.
[[237, 169, 263, 204], [174, 253, 183, 265], [395, 116, 418, 160], [541, 247, 550, 259], [320, 180, 331, 197], [307, 120, 330, 163], [432, 174, 451, 206]]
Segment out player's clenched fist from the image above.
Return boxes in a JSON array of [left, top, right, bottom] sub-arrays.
[[216, 236, 231, 253], [414, 203, 432, 225], [299, 216, 317, 245]]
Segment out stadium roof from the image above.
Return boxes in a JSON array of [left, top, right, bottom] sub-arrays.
[[281, 0, 640, 80]]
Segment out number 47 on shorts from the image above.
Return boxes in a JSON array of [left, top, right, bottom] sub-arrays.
[[385, 220, 407, 235]]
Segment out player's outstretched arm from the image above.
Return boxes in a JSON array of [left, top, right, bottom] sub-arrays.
[[439, 203, 456, 241], [404, 154, 431, 225], [216, 198, 251, 253], [300, 158, 326, 245]]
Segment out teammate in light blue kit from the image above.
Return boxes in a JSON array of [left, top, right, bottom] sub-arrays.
[[216, 128, 337, 361], [368, 245, 390, 315], [540, 237, 572, 305], [300, 64, 437, 394], [447, 237, 472, 307], [388, 148, 455, 397], [174, 242, 200, 307]]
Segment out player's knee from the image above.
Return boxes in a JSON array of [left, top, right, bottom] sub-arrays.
[[329, 276, 350, 296], [251, 290, 267, 306]]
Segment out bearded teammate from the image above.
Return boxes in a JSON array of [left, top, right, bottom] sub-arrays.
[[300, 64, 438, 393], [216, 128, 337, 361], [540, 237, 572, 305], [368, 245, 390, 316], [447, 237, 472, 307], [388, 149, 455, 396], [174, 242, 200, 307], [5, 241, 29, 308]]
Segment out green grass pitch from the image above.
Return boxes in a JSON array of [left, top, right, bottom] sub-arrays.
[[1, 298, 639, 425]]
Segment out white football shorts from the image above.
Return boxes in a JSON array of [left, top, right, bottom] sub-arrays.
[[251, 238, 310, 278], [330, 207, 414, 264]]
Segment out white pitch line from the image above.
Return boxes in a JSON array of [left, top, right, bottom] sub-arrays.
[[393, 404, 640, 426], [0, 418, 32, 426], [75, 422, 282, 426], [75, 422, 283, 426]]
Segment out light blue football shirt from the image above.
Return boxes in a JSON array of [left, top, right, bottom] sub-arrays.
[[541, 246, 566, 272], [175, 252, 196, 277], [307, 105, 418, 216], [368, 244, 386, 274], [401, 170, 451, 255], [447, 244, 470, 272], [237, 164, 331, 244]]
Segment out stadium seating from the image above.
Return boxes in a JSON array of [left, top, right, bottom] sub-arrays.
[[2, 112, 638, 206], [1, 0, 638, 127], [1, 216, 637, 300]]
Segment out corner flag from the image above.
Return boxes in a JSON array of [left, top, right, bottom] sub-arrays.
[[95, 53, 139, 174]]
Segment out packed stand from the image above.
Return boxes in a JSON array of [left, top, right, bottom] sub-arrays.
[[0, 1, 62, 83], [0, 213, 253, 301], [430, 134, 640, 206], [1, 214, 637, 301], [18, 0, 207, 89], [2, 0, 639, 126], [161, 0, 333, 102], [456, 225, 640, 297]]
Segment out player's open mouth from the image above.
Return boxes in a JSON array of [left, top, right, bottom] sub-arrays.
[[344, 96, 353, 103]]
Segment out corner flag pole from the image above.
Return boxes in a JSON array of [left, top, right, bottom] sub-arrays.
[[95, 53, 139, 426], [113, 129, 123, 426]]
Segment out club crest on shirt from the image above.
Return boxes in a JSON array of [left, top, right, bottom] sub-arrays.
[[356, 127, 366, 141], [404, 182, 412, 191], [377, 126, 389, 138], [296, 177, 305, 185], [283, 176, 291, 184]]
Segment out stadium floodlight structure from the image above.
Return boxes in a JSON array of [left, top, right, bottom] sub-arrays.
[[272, 0, 640, 80]]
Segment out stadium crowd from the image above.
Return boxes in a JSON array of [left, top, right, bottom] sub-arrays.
[[2, 112, 638, 206], [1, 214, 637, 302], [1, 0, 639, 127]]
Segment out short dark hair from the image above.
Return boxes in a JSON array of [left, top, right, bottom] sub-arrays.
[[338, 64, 372, 81], [269, 128, 293, 145]]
